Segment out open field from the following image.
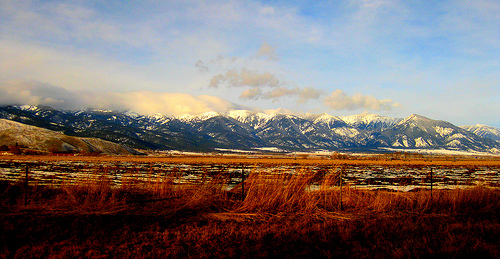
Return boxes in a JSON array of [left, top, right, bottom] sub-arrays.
[[1, 154, 500, 258], [2, 153, 500, 166], [2, 154, 500, 191]]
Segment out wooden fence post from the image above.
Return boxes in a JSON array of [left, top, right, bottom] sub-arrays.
[[339, 166, 343, 211], [24, 165, 29, 205], [241, 166, 245, 201], [430, 168, 433, 200]]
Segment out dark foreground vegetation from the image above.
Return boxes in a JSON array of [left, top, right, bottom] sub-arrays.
[[1, 171, 500, 258]]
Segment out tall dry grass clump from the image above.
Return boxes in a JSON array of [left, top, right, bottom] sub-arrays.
[[233, 170, 319, 214], [430, 186, 500, 214], [22, 170, 125, 214], [313, 185, 500, 215], [4, 166, 500, 217], [171, 173, 231, 214]]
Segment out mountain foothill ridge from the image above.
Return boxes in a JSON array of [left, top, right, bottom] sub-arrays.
[[0, 105, 499, 154]]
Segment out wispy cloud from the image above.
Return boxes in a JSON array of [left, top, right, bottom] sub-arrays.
[[101, 91, 243, 115], [256, 42, 279, 60], [0, 80, 85, 110], [209, 68, 281, 88], [195, 60, 209, 73], [240, 87, 324, 103], [201, 40, 402, 111], [323, 89, 401, 111], [239, 88, 263, 100]]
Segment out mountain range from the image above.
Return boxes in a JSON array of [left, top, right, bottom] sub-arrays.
[[0, 105, 499, 154]]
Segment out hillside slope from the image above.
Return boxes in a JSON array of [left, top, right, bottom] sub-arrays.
[[0, 119, 138, 155]]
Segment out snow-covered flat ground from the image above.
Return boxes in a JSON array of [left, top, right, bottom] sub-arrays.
[[1, 158, 498, 191], [380, 147, 500, 156]]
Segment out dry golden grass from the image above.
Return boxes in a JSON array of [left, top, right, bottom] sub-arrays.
[[2, 153, 500, 167], [1, 159, 500, 258]]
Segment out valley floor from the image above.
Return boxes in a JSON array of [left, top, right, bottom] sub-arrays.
[[1, 154, 500, 258], [1, 153, 500, 166]]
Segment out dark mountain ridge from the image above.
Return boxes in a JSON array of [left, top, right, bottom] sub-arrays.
[[1, 105, 499, 154]]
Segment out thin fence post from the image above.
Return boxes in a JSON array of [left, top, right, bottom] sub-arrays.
[[339, 166, 343, 211], [326, 166, 334, 209], [241, 166, 245, 201], [24, 165, 29, 205], [430, 168, 433, 200]]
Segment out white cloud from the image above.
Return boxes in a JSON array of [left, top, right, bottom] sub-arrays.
[[259, 6, 275, 15], [195, 60, 209, 73], [0, 39, 162, 93], [239, 88, 263, 99], [0, 79, 243, 116], [209, 68, 281, 88], [256, 42, 279, 60], [261, 87, 292, 101], [100, 91, 243, 116], [241, 86, 323, 103], [0, 79, 84, 110], [323, 89, 401, 111], [295, 87, 324, 103]]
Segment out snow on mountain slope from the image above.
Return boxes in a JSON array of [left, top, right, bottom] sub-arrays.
[[2, 105, 499, 153], [148, 113, 173, 123], [178, 111, 221, 123], [380, 114, 499, 152], [341, 112, 401, 131], [309, 113, 347, 129], [434, 126, 454, 137], [461, 124, 500, 142], [226, 110, 272, 129], [226, 110, 254, 122]]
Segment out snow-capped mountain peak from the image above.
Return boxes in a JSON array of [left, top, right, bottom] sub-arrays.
[[1, 105, 499, 154], [226, 110, 253, 121], [341, 112, 401, 131], [461, 124, 500, 142], [399, 114, 433, 124], [147, 113, 173, 124], [313, 113, 342, 122], [179, 111, 220, 122]]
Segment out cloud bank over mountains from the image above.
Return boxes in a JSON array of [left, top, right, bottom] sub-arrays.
[[1, 39, 402, 116], [0, 80, 243, 116], [0, 77, 400, 116]]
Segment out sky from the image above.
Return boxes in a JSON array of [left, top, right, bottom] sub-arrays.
[[0, 0, 499, 127]]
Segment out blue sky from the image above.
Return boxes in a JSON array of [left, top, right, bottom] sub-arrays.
[[0, 0, 499, 127]]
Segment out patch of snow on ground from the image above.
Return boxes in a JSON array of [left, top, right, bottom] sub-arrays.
[[380, 147, 498, 156], [254, 147, 287, 152], [215, 148, 255, 153]]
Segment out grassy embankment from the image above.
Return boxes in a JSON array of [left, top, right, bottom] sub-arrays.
[[1, 158, 500, 258]]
